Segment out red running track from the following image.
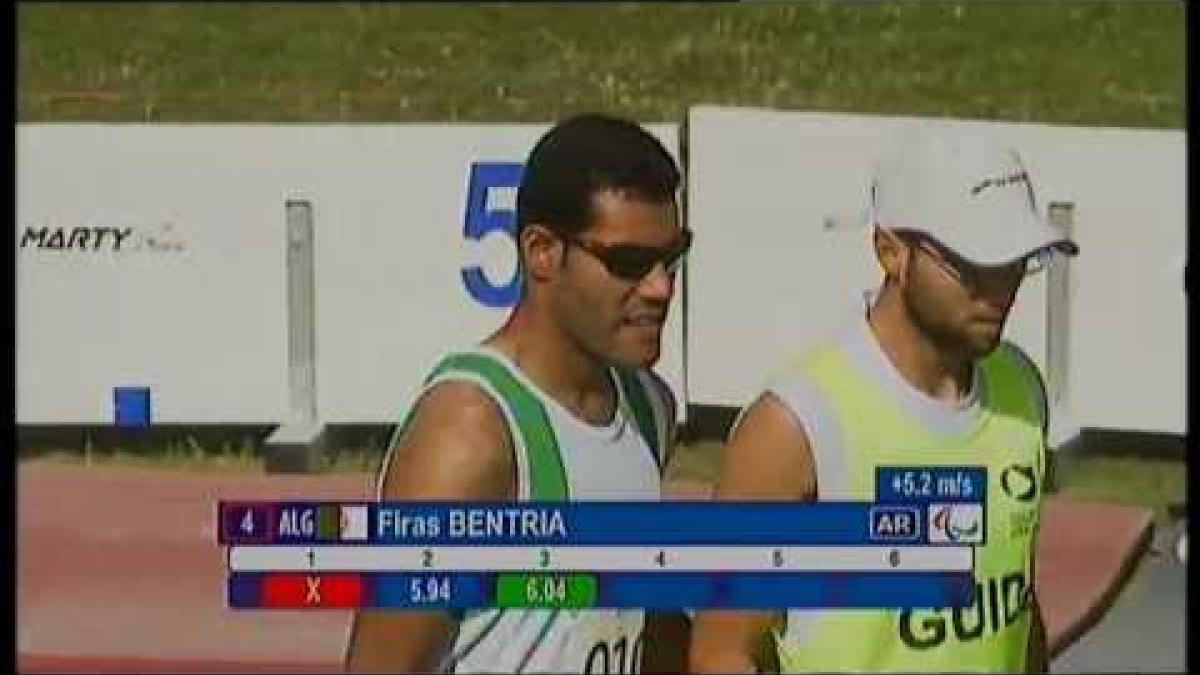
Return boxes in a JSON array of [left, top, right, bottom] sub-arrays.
[[17, 465, 1152, 673]]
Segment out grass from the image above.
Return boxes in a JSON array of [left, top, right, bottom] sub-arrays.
[[18, 3, 1183, 128], [1052, 455, 1187, 523], [666, 441, 725, 486], [20, 444, 381, 474], [24, 448, 265, 473]]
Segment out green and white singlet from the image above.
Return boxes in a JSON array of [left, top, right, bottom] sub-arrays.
[[379, 346, 673, 674], [761, 298, 1048, 672]]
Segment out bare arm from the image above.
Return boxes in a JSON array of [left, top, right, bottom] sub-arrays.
[[1024, 350, 1050, 674], [689, 393, 818, 674], [1026, 551, 1049, 672], [641, 612, 691, 674], [1026, 592, 1048, 673], [343, 381, 516, 673]]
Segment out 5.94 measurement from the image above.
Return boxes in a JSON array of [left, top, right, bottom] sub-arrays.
[[409, 575, 452, 604]]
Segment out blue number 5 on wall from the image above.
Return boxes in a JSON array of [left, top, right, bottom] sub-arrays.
[[461, 162, 524, 308]]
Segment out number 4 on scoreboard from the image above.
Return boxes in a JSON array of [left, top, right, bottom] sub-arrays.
[[220, 503, 273, 544]]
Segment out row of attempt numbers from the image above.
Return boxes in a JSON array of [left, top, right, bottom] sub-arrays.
[[224, 545, 960, 573], [305, 548, 901, 568]]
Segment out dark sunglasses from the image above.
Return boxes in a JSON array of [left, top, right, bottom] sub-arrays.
[[561, 228, 693, 282], [899, 231, 1050, 288]]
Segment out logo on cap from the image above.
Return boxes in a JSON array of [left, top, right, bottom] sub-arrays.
[[969, 171, 1030, 197]]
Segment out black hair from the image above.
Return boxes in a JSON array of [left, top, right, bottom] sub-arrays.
[[515, 113, 681, 240]]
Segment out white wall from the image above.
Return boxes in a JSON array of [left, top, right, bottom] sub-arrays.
[[17, 126, 292, 424], [16, 124, 684, 425], [17, 114, 1184, 434], [303, 125, 683, 424], [684, 107, 1184, 435]]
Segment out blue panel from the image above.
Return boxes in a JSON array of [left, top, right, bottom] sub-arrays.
[[113, 386, 151, 428], [228, 573, 263, 608], [876, 467, 987, 503]]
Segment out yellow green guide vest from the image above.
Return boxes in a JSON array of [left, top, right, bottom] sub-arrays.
[[770, 331, 1047, 673]]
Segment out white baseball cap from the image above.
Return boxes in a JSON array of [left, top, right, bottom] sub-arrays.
[[870, 124, 1079, 266]]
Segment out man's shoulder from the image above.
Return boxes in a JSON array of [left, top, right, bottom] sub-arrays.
[[986, 340, 1049, 432], [423, 345, 503, 380], [406, 379, 511, 447], [992, 340, 1042, 374], [377, 378, 516, 501], [406, 347, 512, 421], [420, 347, 534, 406], [764, 330, 848, 394], [987, 341, 1048, 398], [397, 346, 519, 454], [749, 322, 862, 454], [421, 375, 504, 409]]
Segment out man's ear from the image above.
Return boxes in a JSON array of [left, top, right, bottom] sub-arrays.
[[521, 224, 564, 282], [873, 226, 910, 284]]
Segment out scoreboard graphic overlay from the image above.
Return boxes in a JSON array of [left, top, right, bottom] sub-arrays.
[[219, 467, 985, 610]]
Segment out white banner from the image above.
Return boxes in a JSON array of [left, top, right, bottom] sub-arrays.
[[16, 114, 1183, 435], [17, 126, 292, 424], [16, 124, 684, 425]]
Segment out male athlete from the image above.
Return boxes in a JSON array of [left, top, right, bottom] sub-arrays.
[[345, 114, 691, 673], [690, 125, 1078, 673]]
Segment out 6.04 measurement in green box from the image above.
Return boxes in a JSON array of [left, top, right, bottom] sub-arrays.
[[495, 573, 598, 609]]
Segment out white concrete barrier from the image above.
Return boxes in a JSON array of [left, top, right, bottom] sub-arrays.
[[16, 113, 1183, 435], [16, 124, 684, 426]]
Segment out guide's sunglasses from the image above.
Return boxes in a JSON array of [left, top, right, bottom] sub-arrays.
[[898, 231, 1050, 289], [560, 228, 693, 282]]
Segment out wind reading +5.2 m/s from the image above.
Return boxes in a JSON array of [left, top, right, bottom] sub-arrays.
[[888, 469, 978, 500]]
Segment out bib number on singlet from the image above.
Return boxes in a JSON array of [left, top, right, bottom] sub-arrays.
[[583, 634, 643, 674]]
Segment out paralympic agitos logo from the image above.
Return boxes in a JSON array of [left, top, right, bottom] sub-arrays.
[[928, 504, 983, 544]]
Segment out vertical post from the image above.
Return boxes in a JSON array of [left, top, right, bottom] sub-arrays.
[[1044, 201, 1078, 462], [266, 199, 324, 473], [1045, 201, 1073, 413], [285, 199, 317, 424]]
